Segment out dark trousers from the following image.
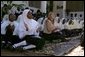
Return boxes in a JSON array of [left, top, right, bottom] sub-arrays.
[[40, 31, 65, 42], [61, 29, 70, 37], [61, 29, 82, 37], [22, 35, 45, 50], [1, 34, 22, 45], [1, 26, 22, 45]]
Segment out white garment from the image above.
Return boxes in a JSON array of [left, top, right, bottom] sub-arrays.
[[54, 17, 61, 30], [1, 10, 16, 23], [65, 19, 82, 30], [55, 16, 59, 23], [1, 14, 9, 23], [18, 9, 41, 39], [74, 17, 79, 20], [37, 17, 45, 31], [37, 17, 44, 24], [79, 20, 84, 28], [13, 40, 27, 48], [58, 18, 65, 30], [1, 20, 19, 35], [17, 14, 22, 23], [23, 44, 36, 50], [41, 18, 47, 32]]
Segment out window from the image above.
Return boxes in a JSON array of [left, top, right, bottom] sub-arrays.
[[29, 1, 41, 8]]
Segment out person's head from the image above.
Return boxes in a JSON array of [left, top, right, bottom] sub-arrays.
[[62, 19, 66, 24], [21, 8, 24, 11], [57, 13, 60, 17], [80, 14, 82, 17], [75, 13, 77, 17], [20, 8, 24, 14], [25, 7, 29, 9], [47, 12, 55, 21], [9, 14, 16, 22], [68, 19, 74, 25], [37, 9, 40, 13], [42, 13, 46, 17], [17, 7, 20, 11], [67, 19, 69, 22], [27, 10, 33, 19], [37, 9, 41, 14], [22, 9, 33, 20], [3, 4, 7, 7], [70, 13, 73, 17]]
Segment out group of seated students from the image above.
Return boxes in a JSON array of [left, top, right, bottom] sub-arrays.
[[1, 9, 84, 50]]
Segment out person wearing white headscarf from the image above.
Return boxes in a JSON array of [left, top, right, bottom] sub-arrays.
[[18, 9, 41, 39], [1, 13, 20, 47], [13, 9, 45, 50], [1, 10, 12, 23], [65, 19, 82, 30], [58, 18, 66, 30], [55, 18, 70, 38], [63, 18, 83, 37], [54, 15, 60, 30]]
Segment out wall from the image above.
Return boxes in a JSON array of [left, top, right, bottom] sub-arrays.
[[66, 1, 84, 11], [53, 1, 64, 18]]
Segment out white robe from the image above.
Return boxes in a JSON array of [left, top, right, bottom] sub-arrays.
[[18, 9, 41, 39], [37, 17, 45, 31], [54, 17, 61, 30], [17, 14, 22, 23], [79, 20, 84, 28], [37, 17, 43, 24], [55, 16, 60, 23], [1, 20, 19, 35], [1, 14, 9, 23], [65, 19, 82, 30], [58, 18, 65, 30]]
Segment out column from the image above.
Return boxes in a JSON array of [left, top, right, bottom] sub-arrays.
[[53, 1, 57, 15], [41, 1, 47, 13], [63, 1, 66, 18]]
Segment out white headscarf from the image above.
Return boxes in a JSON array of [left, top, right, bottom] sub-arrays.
[[18, 9, 40, 39], [65, 19, 83, 30]]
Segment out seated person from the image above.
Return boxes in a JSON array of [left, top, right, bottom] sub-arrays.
[[1, 13, 20, 48], [1, 10, 11, 23], [63, 19, 83, 37], [40, 12, 66, 42], [12, 9, 45, 50], [35, 9, 42, 21], [59, 18, 70, 37]]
